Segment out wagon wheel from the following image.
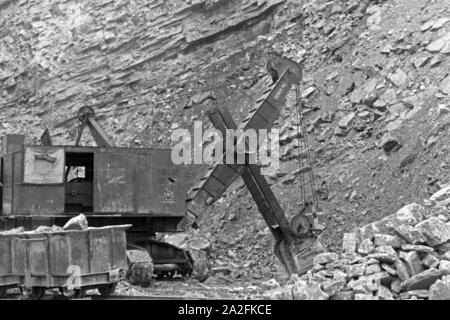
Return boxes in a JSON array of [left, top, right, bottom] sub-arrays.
[[97, 283, 117, 297], [0, 286, 6, 299], [28, 287, 45, 300], [72, 288, 87, 299]]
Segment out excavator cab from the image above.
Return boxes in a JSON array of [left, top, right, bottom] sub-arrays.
[[64, 152, 94, 213]]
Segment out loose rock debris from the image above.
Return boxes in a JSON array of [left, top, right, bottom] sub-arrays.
[[262, 185, 450, 300]]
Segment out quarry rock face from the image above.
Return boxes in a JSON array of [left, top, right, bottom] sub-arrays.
[[0, 0, 449, 299], [0, 0, 285, 147]]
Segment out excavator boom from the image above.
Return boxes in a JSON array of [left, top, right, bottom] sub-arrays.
[[183, 56, 325, 275], [184, 57, 301, 226]]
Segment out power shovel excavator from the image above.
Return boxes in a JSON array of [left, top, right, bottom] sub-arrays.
[[38, 55, 326, 283], [180, 55, 326, 276]]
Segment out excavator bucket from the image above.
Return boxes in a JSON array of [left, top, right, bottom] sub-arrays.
[[294, 237, 325, 275]]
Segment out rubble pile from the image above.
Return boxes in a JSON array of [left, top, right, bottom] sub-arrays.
[[262, 185, 450, 300]]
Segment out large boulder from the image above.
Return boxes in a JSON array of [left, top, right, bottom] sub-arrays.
[[292, 280, 329, 300], [392, 204, 425, 225], [395, 261, 411, 281], [358, 238, 375, 255], [429, 276, 450, 300], [163, 232, 211, 282], [345, 264, 365, 278], [261, 279, 280, 290], [342, 232, 358, 254], [377, 285, 394, 300], [358, 204, 425, 239], [430, 184, 450, 207], [347, 276, 378, 294], [330, 291, 354, 300], [63, 214, 88, 231], [439, 260, 450, 275], [164, 232, 211, 251], [313, 252, 339, 265], [321, 279, 346, 296], [401, 268, 442, 291], [394, 224, 427, 244], [404, 251, 424, 275], [374, 234, 403, 248], [263, 285, 294, 300], [415, 217, 450, 246], [126, 250, 153, 287]]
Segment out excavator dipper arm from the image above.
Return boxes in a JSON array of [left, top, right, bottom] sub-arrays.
[[205, 103, 299, 274]]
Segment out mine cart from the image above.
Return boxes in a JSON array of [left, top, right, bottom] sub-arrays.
[[9, 224, 130, 299]]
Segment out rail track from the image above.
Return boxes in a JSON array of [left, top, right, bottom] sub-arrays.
[[87, 294, 207, 300], [1, 293, 208, 300]]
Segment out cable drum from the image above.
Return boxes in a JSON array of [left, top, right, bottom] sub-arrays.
[[289, 213, 312, 238]]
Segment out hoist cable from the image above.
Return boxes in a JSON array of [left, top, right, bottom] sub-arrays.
[[295, 84, 306, 208], [298, 94, 319, 207]]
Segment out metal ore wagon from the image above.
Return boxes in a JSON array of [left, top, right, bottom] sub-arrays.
[[0, 224, 130, 299]]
